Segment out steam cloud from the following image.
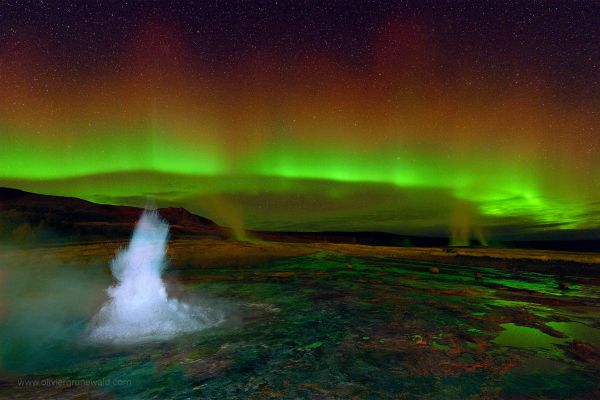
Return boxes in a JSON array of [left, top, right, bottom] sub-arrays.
[[87, 210, 222, 343]]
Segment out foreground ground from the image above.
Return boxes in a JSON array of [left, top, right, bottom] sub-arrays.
[[1, 239, 600, 399]]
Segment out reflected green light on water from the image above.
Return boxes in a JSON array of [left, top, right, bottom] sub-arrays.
[[492, 323, 565, 350], [547, 322, 600, 347]]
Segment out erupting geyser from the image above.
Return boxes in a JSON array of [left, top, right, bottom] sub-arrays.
[[88, 210, 222, 343]]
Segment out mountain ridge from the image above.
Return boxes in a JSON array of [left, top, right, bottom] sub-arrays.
[[2, 187, 599, 252], [0, 187, 223, 242]]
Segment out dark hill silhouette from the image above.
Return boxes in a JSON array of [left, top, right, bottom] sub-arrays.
[[0, 187, 222, 242], [2, 187, 599, 252], [0, 187, 450, 246]]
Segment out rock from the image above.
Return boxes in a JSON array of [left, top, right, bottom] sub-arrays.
[[564, 341, 600, 364], [413, 335, 427, 346]]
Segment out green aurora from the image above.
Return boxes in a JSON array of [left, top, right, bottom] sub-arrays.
[[1, 3, 599, 242]]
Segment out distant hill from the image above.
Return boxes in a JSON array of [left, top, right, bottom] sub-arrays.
[[0, 187, 449, 246], [0, 187, 223, 243], [2, 187, 599, 252]]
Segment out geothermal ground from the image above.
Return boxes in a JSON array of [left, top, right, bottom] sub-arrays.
[[1, 239, 600, 399]]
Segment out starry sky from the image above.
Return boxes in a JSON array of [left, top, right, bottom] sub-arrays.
[[0, 1, 599, 242]]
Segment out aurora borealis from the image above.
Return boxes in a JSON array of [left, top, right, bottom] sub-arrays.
[[1, 2, 599, 241]]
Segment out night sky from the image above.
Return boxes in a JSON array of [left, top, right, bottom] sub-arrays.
[[1, 1, 599, 242]]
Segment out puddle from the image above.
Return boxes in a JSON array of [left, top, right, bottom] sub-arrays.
[[547, 321, 600, 347], [492, 323, 565, 349]]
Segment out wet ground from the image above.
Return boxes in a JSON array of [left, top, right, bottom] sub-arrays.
[[2, 249, 600, 399]]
